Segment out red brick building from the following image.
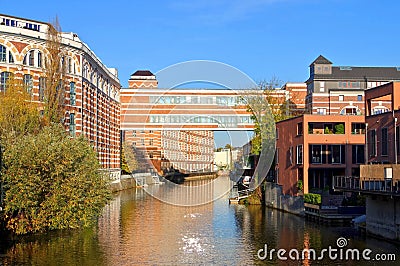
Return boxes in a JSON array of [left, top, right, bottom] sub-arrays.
[[0, 14, 121, 173], [275, 114, 365, 195], [364, 82, 400, 165], [305, 55, 398, 115]]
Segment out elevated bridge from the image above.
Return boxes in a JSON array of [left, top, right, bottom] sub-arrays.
[[120, 88, 255, 131]]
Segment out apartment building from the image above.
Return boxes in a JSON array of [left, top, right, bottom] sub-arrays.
[[306, 55, 400, 115], [275, 114, 365, 195], [0, 14, 121, 171]]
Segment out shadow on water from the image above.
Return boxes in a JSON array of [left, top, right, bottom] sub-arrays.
[[0, 227, 106, 266]]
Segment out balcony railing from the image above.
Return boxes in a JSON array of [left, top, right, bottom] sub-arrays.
[[333, 176, 400, 195]]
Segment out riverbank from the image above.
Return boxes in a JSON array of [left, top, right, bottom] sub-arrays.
[[110, 176, 138, 193], [110, 172, 219, 193]]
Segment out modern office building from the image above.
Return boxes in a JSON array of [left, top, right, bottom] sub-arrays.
[[305, 55, 400, 115], [0, 14, 121, 173], [275, 114, 365, 195]]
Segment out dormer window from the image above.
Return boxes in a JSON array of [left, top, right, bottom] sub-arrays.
[[310, 55, 333, 75]]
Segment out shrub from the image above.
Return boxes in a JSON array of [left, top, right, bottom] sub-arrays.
[[334, 123, 345, 134], [304, 193, 322, 205], [1, 125, 111, 234], [297, 180, 303, 191]]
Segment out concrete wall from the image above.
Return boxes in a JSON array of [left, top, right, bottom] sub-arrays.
[[366, 196, 400, 241], [264, 182, 305, 216], [110, 176, 137, 192]]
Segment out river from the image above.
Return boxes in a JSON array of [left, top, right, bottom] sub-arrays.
[[0, 178, 399, 265]]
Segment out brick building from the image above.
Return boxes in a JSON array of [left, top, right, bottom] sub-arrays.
[[362, 81, 400, 172], [275, 114, 365, 195], [0, 14, 121, 172], [121, 71, 222, 174], [306, 55, 400, 115]]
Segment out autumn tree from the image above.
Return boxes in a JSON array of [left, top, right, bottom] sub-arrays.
[[121, 142, 138, 174], [239, 77, 294, 202], [0, 18, 112, 235], [1, 125, 111, 234], [0, 76, 44, 211], [0, 77, 43, 141], [43, 16, 67, 124]]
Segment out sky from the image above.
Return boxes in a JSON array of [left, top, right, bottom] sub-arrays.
[[3, 0, 400, 147]]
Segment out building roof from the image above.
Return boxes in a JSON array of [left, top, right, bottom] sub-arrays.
[[312, 66, 400, 81], [131, 70, 154, 76], [310, 55, 332, 66]]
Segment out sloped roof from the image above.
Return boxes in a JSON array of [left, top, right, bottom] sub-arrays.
[[310, 55, 333, 66], [131, 70, 154, 76], [314, 66, 400, 80]]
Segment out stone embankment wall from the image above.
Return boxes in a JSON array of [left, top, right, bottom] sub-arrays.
[[264, 182, 304, 216], [110, 173, 153, 192]]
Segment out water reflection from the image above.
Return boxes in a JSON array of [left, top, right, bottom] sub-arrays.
[[1, 181, 399, 265], [144, 175, 234, 206]]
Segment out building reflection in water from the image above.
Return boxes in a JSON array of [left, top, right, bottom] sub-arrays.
[[4, 178, 398, 265]]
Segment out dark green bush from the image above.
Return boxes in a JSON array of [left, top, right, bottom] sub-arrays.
[[304, 193, 322, 205]]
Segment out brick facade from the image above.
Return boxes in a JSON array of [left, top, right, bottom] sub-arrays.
[[0, 14, 121, 170]]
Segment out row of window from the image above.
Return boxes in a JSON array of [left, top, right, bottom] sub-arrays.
[[368, 127, 400, 157], [149, 95, 245, 106], [276, 144, 365, 165], [149, 115, 252, 126], [315, 106, 389, 115], [83, 64, 117, 99], [1, 45, 78, 75], [277, 122, 368, 139], [1, 18, 41, 31], [0, 71, 76, 105]]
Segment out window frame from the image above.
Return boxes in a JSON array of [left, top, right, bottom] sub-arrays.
[[297, 144, 303, 165], [382, 127, 388, 156]]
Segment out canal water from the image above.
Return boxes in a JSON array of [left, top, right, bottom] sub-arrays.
[[0, 179, 399, 265]]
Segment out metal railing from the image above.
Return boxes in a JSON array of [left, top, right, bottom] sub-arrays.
[[333, 176, 400, 195]]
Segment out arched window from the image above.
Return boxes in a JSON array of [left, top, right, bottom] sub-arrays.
[[23, 49, 44, 68], [340, 105, 361, 115], [0, 44, 15, 63], [0, 45, 6, 62], [38, 51, 42, 67], [28, 50, 34, 66], [83, 64, 88, 78]]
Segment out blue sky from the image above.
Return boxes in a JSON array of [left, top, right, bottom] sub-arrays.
[[3, 0, 400, 88], [3, 0, 400, 147]]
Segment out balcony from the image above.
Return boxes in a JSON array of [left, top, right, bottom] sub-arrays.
[[308, 122, 345, 135], [333, 176, 400, 196]]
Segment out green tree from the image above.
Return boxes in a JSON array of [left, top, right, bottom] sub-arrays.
[[1, 125, 111, 234], [224, 144, 233, 150], [335, 123, 345, 134]]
